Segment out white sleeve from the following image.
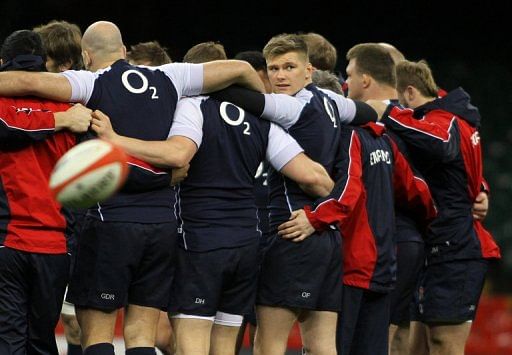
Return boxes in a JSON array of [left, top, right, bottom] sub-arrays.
[[318, 87, 357, 124], [261, 93, 306, 129], [60, 70, 97, 104], [156, 63, 203, 98], [266, 122, 304, 171], [168, 97, 204, 148]]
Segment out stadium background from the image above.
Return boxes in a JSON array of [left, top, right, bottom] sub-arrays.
[[1, 0, 510, 353]]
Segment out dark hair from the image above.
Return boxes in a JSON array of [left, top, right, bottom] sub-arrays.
[[0, 30, 46, 72], [234, 50, 266, 71], [346, 43, 396, 87]]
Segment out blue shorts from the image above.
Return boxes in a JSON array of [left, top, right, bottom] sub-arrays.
[[389, 241, 425, 325], [413, 259, 488, 323], [337, 285, 390, 355], [257, 229, 342, 312], [0, 247, 69, 355], [169, 240, 260, 317], [67, 218, 177, 311]]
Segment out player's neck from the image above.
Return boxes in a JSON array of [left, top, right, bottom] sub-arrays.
[[364, 85, 397, 101]]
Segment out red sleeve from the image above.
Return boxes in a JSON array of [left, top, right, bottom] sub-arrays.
[[382, 106, 459, 161], [305, 130, 363, 230], [389, 137, 437, 224], [121, 155, 172, 193], [0, 101, 56, 142]]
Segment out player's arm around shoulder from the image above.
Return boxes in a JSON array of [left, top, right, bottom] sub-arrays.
[[0, 71, 72, 101], [281, 154, 334, 198], [202, 60, 265, 93], [91, 110, 195, 168], [265, 122, 334, 197]]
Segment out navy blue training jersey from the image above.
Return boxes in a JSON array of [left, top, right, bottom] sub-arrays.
[[62, 60, 203, 223], [169, 96, 302, 251], [263, 84, 354, 231], [305, 123, 436, 292]]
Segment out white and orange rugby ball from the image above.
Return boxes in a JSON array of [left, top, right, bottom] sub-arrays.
[[49, 139, 129, 209]]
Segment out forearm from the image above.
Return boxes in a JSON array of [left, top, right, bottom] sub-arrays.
[[202, 60, 265, 94], [0, 71, 71, 101], [299, 165, 334, 197], [111, 135, 186, 168]]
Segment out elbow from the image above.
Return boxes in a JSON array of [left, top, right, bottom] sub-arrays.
[[301, 171, 322, 187], [165, 152, 189, 169]]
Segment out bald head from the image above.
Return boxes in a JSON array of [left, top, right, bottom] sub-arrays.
[[378, 42, 405, 64], [82, 21, 125, 70]]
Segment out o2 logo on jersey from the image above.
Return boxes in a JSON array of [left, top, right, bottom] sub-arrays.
[[121, 70, 159, 99], [323, 97, 337, 128], [219, 102, 251, 135]]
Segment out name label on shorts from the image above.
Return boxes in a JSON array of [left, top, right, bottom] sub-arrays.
[[100, 293, 115, 300]]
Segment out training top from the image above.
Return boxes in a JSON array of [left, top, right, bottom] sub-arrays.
[[0, 97, 75, 254], [305, 122, 437, 292], [169, 96, 303, 251], [62, 60, 203, 223], [381, 88, 501, 263]]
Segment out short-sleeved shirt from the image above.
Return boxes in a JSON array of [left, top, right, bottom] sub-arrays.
[[169, 96, 303, 251], [62, 60, 203, 223]]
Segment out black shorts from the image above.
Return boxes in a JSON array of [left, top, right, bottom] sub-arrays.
[[257, 229, 342, 312], [337, 285, 390, 355], [67, 218, 177, 311], [389, 241, 425, 325], [169, 240, 260, 317], [412, 258, 488, 324], [0, 247, 69, 355]]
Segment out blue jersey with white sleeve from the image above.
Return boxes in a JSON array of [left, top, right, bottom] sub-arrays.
[[262, 84, 356, 230], [61, 60, 203, 223], [169, 96, 303, 251]]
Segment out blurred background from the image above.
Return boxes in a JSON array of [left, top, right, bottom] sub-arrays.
[[1, 0, 510, 353]]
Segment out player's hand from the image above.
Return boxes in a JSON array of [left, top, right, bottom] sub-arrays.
[[365, 99, 388, 120], [171, 164, 189, 186], [472, 191, 489, 221], [91, 110, 118, 142], [278, 209, 315, 242], [55, 103, 92, 133]]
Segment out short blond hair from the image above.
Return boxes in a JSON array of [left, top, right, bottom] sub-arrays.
[[396, 60, 438, 98], [263, 33, 309, 63]]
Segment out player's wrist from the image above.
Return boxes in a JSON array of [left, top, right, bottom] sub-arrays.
[[53, 112, 70, 131]]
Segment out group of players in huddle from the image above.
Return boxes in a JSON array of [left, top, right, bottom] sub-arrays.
[[0, 18, 500, 355]]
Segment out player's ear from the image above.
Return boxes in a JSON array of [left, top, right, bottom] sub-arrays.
[[305, 62, 313, 80], [82, 50, 91, 70], [406, 86, 415, 101]]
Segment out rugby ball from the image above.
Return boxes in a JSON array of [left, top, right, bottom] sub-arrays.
[[49, 139, 129, 209]]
